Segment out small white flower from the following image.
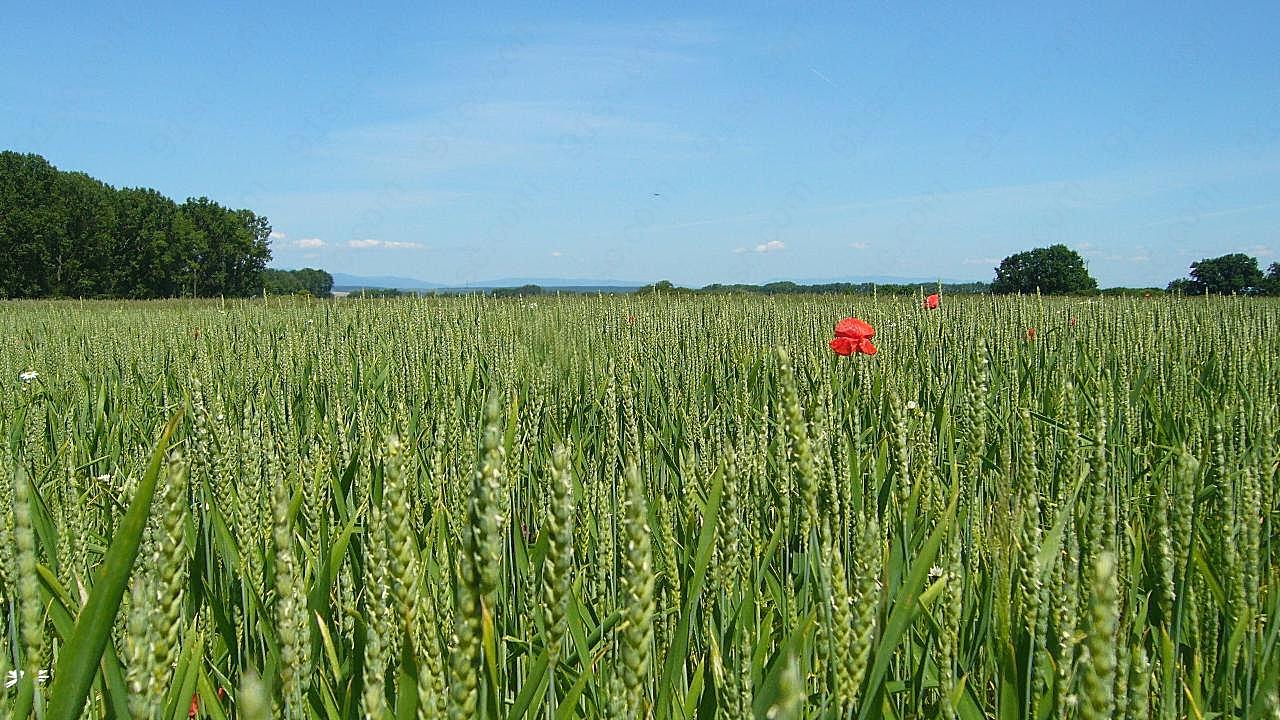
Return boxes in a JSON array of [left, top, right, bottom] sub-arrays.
[[905, 400, 919, 411], [216, 414, 225, 422], [96, 474, 111, 482], [19, 370, 38, 382], [928, 565, 944, 580]]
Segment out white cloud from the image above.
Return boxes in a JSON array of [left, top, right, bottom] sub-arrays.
[[550, 250, 563, 257], [269, 230, 287, 240], [755, 240, 785, 253], [1244, 244, 1273, 257], [849, 241, 870, 250], [347, 239, 424, 250], [962, 257, 1001, 265], [295, 237, 325, 248]]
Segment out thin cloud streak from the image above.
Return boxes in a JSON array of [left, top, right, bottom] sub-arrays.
[[348, 239, 424, 249], [1134, 200, 1280, 229]]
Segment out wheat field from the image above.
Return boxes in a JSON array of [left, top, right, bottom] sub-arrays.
[[1, 293, 1277, 719]]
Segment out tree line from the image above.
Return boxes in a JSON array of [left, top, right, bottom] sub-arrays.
[[632, 280, 993, 296], [989, 244, 1280, 296], [1167, 253, 1280, 296], [0, 151, 272, 299], [263, 268, 334, 298], [635, 246, 1280, 298]]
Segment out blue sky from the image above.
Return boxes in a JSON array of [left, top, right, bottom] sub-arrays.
[[4, 2, 1278, 287]]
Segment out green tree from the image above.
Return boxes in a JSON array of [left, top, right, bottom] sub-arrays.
[[0, 152, 62, 298], [263, 269, 306, 295], [112, 188, 196, 298], [294, 268, 334, 297], [635, 280, 692, 294], [51, 172, 116, 297], [1264, 262, 1280, 295], [264, 268, 333, 297], [234, 209, 273, 295], [990, 244, 1097, 294], [1179, 253, 1265, 295], [1, 151, 275, 298], [492, 284, 543, 298], [179, 199, 272, 296]]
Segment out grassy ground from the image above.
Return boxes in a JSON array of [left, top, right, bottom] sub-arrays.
[[0, 293, 1277, 719]]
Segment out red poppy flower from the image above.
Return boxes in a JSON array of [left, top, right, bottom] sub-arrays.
[[834, 317, 875, 340], [831, 337, 879, 355], [925, 293, 939, 310], [1069, 317, 1078, 327], [831, 317, 877, 355], [1026, 327, 1037, 340]]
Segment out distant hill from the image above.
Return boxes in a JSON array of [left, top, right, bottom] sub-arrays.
[[330, 272, 437, 289]]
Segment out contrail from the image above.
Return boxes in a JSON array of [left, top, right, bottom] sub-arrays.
[[809, 67, 836, 87]]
